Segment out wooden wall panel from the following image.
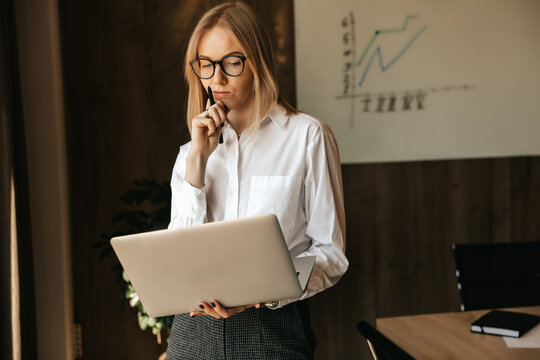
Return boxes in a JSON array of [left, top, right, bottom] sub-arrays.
[[310, 158, 540, 359], [512, 158, 540, 243], [60, 0, 540, 359]]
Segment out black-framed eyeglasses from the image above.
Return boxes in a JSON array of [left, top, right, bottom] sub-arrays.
[[190, 55, 247, 79]]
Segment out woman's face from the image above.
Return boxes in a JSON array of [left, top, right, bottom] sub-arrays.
[[197, 25, 255, 113]]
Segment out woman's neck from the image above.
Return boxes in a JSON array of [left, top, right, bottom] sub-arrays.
[[226, 105, 255, 136]]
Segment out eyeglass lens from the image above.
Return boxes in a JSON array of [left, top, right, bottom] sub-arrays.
[[192, 55, 244, 78]]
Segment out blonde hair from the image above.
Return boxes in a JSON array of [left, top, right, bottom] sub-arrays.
[[184, 2, 297, 132]]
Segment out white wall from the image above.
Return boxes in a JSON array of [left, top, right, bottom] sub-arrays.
[[295, 0, 540, 163]]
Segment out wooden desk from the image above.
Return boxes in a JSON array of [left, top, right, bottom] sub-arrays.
[[376, 306, 540, 360]]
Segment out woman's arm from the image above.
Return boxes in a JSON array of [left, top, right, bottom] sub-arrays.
[[274, 121, 349, 308], [168, 101, 228, 229], [184, 100, 227, 188]]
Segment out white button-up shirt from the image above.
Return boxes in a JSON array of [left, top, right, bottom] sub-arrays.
[[169, 105, 349, 307]]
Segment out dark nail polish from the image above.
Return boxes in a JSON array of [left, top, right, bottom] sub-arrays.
[[211, 302, 216, 308], [221, 122, 225, 128], [199, 304, 204, 309]]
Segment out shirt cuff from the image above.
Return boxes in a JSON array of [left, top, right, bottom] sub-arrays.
[[183, 179, 206, 199], [266, 300, 280, 310], [177, 179, 207, 224]]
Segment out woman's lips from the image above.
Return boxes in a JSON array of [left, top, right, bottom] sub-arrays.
[[213, 91, 230, 98]]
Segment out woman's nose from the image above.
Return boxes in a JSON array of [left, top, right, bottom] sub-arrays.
[[212, 64, 227, 84]]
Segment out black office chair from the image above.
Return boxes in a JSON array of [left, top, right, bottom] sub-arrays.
[[452, 242, 540, 311], [356, 321, 415, 360]]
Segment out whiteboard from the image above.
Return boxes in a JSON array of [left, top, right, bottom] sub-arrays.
[[294, 0, 540, 163]]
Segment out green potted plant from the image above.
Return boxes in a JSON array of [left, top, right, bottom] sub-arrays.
[[96, 178, 174, 345]]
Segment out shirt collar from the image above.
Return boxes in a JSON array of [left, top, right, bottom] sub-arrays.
[[265, 104, 289, 130]]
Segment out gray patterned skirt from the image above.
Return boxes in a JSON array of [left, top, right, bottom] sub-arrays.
[[166, 301, 316, 359]]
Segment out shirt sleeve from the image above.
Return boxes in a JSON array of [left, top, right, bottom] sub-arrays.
[[274, 121, 349, 308], [168, 144, 208, 229]]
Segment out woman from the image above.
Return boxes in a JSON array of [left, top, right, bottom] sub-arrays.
[[166, 2, 348, 359]]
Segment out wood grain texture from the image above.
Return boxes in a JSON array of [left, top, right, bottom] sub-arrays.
[[377, 306, 540, 360], [59, 0, 540, 358], [310, 160, 540, 360]]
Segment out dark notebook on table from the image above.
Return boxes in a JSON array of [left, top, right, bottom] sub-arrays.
[[471, 310, 540, 338]]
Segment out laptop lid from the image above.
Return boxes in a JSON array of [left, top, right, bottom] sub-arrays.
[[111, 214, 313, 317]]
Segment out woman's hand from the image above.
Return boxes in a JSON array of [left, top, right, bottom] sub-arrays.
[[189, 300, 267, 319], [185, 100, 228, 188], [190, 100, 228, 156]]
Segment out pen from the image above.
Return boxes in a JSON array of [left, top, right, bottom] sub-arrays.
[[208, 86, 224, 144]]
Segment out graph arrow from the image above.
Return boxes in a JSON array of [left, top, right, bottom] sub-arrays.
[[357, 25, 427, 87], [357, 14, 420, 67]]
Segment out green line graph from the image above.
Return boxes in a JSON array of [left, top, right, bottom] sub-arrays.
[[356, 15, 419, 67]]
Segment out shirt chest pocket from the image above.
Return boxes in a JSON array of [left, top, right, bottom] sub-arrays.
[[246, 176, 301, 240]]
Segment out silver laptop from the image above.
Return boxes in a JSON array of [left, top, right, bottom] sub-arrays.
[[111, 214, 316, 317]]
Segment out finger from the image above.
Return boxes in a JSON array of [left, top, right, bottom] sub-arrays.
[[212, 301, 252, 318], [193, 115, 216, 128], [211, 104, 227, 126], [190, 310, 205, 317], [195, 117, 217, 136], [211, 300, 233, 319], [216, 100, 230, 115], [207, 107, 224, 130], [198, 109, 210, 118], [215, 99, 229, 113], [200, 302, 223, 319]]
